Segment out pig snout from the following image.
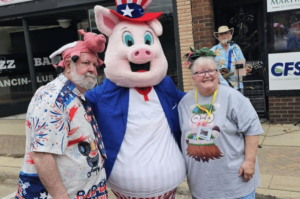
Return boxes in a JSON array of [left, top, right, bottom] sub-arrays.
[[131, 48, 153, 61]]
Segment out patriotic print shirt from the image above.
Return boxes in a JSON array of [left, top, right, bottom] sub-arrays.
[[16, 74, 107, 199]]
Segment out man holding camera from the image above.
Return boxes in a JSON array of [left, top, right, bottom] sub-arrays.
[[211, 26, 248, 90]]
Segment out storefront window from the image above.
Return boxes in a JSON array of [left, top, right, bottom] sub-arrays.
[[0, 23, 32, 116], [266, 3, 300, 94], [0, 22, 79, 117], [269, 10, 300, 52]]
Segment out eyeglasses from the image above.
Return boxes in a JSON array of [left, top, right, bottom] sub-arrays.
[[193, 69, 217, 77]]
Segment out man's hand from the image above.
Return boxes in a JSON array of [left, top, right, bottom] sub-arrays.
[[238, 160, 255, 182], [246, 65, 252, 74], [30, 152, 70, 199]]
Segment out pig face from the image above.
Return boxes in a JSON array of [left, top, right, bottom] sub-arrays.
[[94, 6, 168, 88]]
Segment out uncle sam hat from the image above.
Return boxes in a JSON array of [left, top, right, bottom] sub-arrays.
[[110, 0, 163, 22]]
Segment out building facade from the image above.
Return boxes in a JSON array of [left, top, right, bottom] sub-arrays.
[[0, 0, 299, 123]]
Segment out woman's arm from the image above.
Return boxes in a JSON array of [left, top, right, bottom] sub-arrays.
[[238, 135, 259, 182]]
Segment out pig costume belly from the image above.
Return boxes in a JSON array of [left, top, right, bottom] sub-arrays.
[[86, 77, 186, 197], [107, 88, 186, 196]]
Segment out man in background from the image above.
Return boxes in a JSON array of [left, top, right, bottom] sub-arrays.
[[211, 26, 247, 90]]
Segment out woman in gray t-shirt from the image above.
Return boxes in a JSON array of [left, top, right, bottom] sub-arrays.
[[179, 47, 264, 199]]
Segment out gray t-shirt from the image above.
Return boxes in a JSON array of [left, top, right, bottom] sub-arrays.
[[178, 85, 263, 199]]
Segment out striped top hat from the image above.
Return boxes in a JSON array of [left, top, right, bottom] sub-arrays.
[[110, 0, 162, 22]]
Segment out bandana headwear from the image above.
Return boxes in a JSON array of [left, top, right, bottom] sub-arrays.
[[49, 29, 106, 72], [110, 0, 162, 22], [184, 47, 216, 68]]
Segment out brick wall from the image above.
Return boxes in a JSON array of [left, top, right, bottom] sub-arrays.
[[176, 0, 195, 92], [176, 0, 216, 92], [269, 96, 300, 124], [191, 0, 216, 49]]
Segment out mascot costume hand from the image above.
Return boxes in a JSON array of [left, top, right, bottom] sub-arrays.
[[86, 0, 186, 198]]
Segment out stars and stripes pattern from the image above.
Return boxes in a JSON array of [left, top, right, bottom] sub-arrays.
[[115, 0, 151, 10], [111, 189, 176, 199]]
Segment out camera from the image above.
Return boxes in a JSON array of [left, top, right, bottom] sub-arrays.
[[235, 64, 244, 69]]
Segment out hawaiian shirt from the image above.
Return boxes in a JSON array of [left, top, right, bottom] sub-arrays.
[[16, 74, 107, 199], [211, 43, 246, 89]]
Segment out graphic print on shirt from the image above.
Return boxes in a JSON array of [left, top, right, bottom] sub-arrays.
[[185, 103, 223, 162], [78, 137, 101, 178]]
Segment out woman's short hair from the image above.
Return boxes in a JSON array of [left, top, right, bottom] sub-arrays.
[[190, 56, 218, 74]]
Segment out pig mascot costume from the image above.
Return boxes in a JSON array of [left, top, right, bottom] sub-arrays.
[[86, 0, 186, 198]]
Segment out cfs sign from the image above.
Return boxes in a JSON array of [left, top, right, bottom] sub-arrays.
[[268, 52, 300, 91], [271, 62, 300, 76]]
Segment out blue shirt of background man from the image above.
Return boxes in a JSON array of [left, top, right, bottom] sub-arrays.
[[211, 43, 246, 89], [286, 34, 300, 50]]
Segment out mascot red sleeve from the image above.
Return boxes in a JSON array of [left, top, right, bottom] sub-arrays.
[[85, 0, 186, 198]]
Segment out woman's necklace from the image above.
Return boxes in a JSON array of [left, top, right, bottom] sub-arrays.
[[194, 86, 218, 123]]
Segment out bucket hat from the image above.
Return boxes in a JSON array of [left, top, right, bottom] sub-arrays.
[[214, 26, 234, 39]]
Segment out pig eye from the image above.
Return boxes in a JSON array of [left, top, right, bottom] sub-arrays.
[[144, 31, 153, 45], [191, 115, 200, 124], [123, 31, 134, 47]]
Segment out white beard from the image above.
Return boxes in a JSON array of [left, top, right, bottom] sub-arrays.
[[70, 62, 97, 91], [220, 39, 228, 45]]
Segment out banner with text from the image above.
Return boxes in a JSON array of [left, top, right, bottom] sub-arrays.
[[0, 0, 33, 7], [268, 52, 300, 90], [267, 0, 300, 13]]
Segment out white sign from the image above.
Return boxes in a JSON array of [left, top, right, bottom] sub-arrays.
[[268, 52, 300, 90], [267, 0, 300, 13], [0, 0, 33, 7]]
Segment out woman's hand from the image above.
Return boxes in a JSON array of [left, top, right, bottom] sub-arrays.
[[239, 160, 255, 182]]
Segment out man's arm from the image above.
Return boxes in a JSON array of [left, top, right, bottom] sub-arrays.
[[238, 135, 259, 182], [30, 152, 69, 199]]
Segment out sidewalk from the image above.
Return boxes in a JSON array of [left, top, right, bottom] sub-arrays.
[[0, 114, 300, 198]]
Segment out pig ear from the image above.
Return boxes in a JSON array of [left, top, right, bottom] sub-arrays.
[[146, 19, 163, 36], [94, 5, 119, 37]]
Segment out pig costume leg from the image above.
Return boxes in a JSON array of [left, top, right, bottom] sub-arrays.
[[85, 1, 186, 198]]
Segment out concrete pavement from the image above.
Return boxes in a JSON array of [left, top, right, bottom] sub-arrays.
[[0, 114, 300, 198]]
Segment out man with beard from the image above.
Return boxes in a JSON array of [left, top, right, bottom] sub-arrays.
[[15, 30, 108, 199], [211, 26, 249, 90]]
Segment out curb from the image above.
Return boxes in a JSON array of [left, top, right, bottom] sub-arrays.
[[0, 166, 20, 185], [0, 169, 287, 199]]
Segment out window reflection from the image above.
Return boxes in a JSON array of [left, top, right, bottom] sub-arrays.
[[270, 10, 300, 52]]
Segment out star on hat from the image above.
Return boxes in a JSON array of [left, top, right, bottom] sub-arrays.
[[121, 5, 134, 17], [110, 0, 162, 22]]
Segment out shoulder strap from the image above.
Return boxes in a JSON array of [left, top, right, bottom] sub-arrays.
[[227, 48, 233, 70]]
